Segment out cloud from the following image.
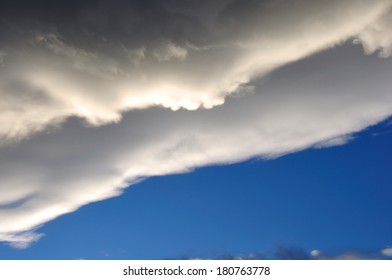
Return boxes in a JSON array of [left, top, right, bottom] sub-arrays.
[[356, 8, 392, 57], [183, 246, 392, 260], [1, 39, 392, 247], [154, 40, 188, 62], [312, 251, 372, 260], [310, 250, 321, 257], [309, 248, 392, 260], [0, 232, 44, 249], [381, 247, 392, 257], [0, 0, 392, 247], [0, 0, 391, 142]]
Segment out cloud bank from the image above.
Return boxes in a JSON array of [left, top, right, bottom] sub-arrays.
[[0, 0, 391, 142], [1, 0, 392, 247]]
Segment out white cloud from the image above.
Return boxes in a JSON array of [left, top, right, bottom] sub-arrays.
[[310, 247, 392, 260], [1, 0, 392, 247], [0, 232, 43, 249], [381, 247, 392, 257], [1, 37, 392, 246], [310, 249, 374, 260], [0, 0, 391, 143], [310, 250, 321, 257]]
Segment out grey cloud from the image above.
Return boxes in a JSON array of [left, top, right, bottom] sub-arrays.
[[357, 9, 392, 57]]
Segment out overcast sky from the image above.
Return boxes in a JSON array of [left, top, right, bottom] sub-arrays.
[[0, 0, 392, 258]]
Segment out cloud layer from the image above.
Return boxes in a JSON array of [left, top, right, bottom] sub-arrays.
[[1, 0, 392, 247], [1, 0, 391, 142]]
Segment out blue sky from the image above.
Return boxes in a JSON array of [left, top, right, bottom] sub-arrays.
[[1, 119, 391, 260], [1, 0, 392, 260]]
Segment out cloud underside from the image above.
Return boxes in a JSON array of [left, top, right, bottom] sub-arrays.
[[1, 0, 392, 246]]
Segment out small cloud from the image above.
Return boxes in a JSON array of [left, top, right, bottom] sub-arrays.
[[0, 231, 44, 249], [381, 247, 392, 257], [310, 250, 379, 260], [372, 129, 392, 137], [333, 252, 369, 260], [314, 135, 353, 148], [310, 249, 321, 257]]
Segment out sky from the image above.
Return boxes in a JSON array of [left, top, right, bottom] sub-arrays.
[[0, 0, 392, 259]]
